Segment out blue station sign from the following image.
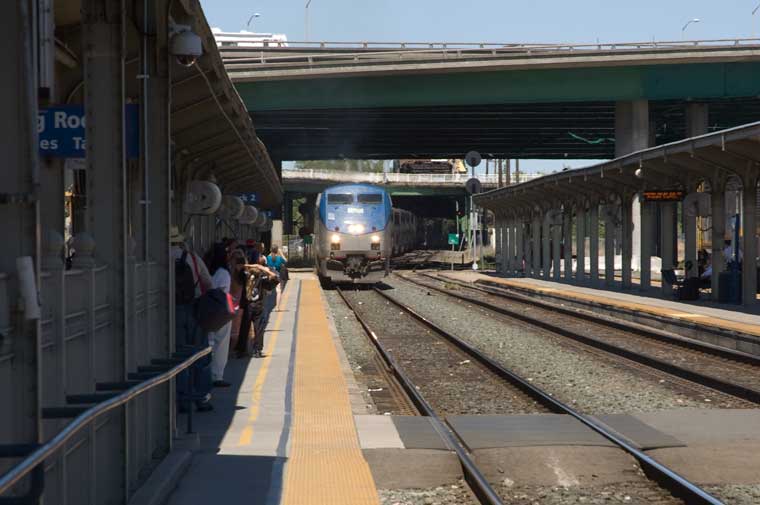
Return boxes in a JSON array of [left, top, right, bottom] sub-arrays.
[[38, 105, 139, 159]]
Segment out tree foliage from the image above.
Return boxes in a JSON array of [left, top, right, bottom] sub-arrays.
[[293, 159, 385, 172]]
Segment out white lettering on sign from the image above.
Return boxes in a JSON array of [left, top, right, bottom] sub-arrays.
[[347, 207, 364, 214], [73, 137, 86, 149], [39, 139, 59, 150], [54, 111, 86, 129]]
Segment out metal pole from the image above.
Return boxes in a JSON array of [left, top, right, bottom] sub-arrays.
[[305, 0, 313, 42]]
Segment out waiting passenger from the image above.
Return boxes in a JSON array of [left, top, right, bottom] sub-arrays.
[[266, 244, 288, 309], [171, 227, 213, 412], [207, 243, 233, 388]]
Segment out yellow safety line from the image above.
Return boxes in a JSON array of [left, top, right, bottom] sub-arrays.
[[281, 279, 379, 505], [237, 284, 292, 446]]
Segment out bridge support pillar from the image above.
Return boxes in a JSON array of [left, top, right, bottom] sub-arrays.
[[576, 204, 586, 283], [589, 202, 599, 285], [683, 105, 708, 280], [616, 100, 650, 274]]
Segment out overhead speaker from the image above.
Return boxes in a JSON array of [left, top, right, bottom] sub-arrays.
[[218, 195, 245, 220], [183, 180, 221, 215], [238, 205, 259, 225], [253, 212, 267, 228]]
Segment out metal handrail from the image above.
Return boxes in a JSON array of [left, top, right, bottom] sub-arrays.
[[0, 345, 212, 495], [220, 37, 760, 68], [218, 36, 760, 51], [281, 168, 543, 184]]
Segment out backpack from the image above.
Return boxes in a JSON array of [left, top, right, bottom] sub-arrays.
[[175, 251, 196, 305], [195, 288, 236, 332]]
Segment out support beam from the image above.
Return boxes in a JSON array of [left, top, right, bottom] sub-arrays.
[[589, 202, 599, 285], [661, 202, 676, 297], [542, 211, 551, 280], [639, 199, 654, 290], [684, 184, 699, 279], [604, 204, 616, 287], [552, 211, 562, 280], [710, 180, 726, 300], [742, 175, 758, 306], [621, 195, 634, 289], [532, 214, 541, 277], [576, 204, 586, 283], [563, 208, 572, 281]]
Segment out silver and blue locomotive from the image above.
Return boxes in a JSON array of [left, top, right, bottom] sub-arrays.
[[314, 184, 393, 283]]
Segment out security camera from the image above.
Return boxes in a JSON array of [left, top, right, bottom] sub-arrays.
[[171, 25, 203, 67]]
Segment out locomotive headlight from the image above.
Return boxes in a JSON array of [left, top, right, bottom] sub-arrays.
[[347, 224, 365, 235], [330, 233, 341, 244], [371, 235, 381, 243]]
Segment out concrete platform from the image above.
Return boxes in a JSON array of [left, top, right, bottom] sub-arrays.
[[437, 271, 760, 356], [165, 275, 456, 505], [446, 410, 760, 487]]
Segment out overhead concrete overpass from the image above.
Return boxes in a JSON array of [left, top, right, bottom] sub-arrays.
[[224, 39, 760, 161]]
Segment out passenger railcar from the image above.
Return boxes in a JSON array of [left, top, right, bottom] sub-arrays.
[[314, 184, 393, 283]]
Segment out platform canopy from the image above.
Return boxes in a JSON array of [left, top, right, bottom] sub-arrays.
[[167, 0, 283, 207], [475, 120, 760, 212]]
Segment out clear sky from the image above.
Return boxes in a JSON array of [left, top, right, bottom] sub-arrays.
[[201, 1, 760, 173]]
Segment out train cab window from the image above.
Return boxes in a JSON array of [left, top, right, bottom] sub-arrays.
[[327, 194, 353, 205], [357, 193, 382, 204]]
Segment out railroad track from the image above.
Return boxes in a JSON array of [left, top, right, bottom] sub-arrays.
[[336, 286, 723, 505], [397, 272, 760, 407]]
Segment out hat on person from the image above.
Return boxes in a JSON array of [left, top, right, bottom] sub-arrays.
[[169, 226, 185, 244], [246, 239, 256, 247]]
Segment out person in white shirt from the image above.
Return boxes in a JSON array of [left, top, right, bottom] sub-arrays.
[[207, 243, 233, 387]]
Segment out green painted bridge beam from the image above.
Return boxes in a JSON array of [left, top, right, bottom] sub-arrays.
[[238, 62, 760, 112]]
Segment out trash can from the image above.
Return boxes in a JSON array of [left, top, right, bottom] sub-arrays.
[[718, 270, 742, 304]]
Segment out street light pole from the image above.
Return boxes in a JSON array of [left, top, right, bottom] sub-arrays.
[[305, 0, 313, 42], [246, 12, 260, 31], [681, 18, 700, 40]]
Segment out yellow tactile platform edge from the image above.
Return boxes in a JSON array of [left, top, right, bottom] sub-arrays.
[[480, 277, 760, 338], [281, 280, 380, 505]]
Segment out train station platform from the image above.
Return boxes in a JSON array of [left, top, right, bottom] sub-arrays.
[[164, 274, 455, 505], [437, 271, 760, 356]]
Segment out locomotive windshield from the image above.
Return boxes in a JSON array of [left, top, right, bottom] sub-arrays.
[[357, 194, 382, 204], [327, 193, 353, 204]]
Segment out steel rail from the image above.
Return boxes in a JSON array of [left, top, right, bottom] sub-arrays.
[[371, 285, 723, 505], [0, 346, 212, 495], [336, 288, 505, 505], [403, 272, 760, 404]]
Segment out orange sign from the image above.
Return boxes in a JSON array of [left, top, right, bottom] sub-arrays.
[[642, 190, 684, 202]]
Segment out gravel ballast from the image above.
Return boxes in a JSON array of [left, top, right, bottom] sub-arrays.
[[379, 481, 477, 505], [383, 276, 722, 415]]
